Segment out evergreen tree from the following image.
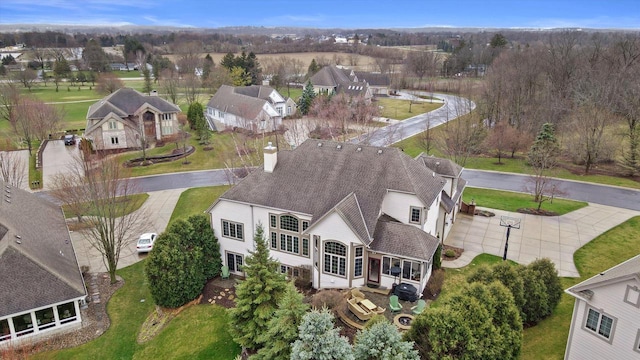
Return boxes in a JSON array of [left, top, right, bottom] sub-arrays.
[[291, 309, 354, 360], [353, 321, 419, 360], [187, 102, 205, 131], [252, 281, 309, 360], [308, 58, 320, 77], [528, 123, 559, 170], [220, 52, 236, 70], [142, 67, 153, 94], [230, 224, 287, 351], [298, 81, 316, 115], [202, 53, 214, 80], [187, 214, 221, 279]]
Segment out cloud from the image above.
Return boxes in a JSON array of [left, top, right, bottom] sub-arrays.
[[528, 16, 640, 29]]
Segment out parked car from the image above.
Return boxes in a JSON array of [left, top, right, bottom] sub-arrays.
[[136, 233, 157, 253], [64, 134, 75, 146]]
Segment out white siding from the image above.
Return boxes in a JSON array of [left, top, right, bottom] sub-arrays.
[[566, 279, 640, 360], [380, 191, 425, 228]]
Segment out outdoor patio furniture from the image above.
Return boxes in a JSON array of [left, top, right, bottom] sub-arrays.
[[351, 288, 365, 301], [411, 299, 426, 315], [394, 282, 419, 302], [389, 295, 403, 312], [348, 297, 372, 321], [221, 265, 230, 279]]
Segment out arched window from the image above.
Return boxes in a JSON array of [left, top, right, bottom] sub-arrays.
[[280, 215, 299, 232], [324, 241, 346, 277]]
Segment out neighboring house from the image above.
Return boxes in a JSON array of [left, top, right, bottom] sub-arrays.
[[0, 181, 87, 345], [208, 140, 466, 294], [84, 87, 181, 151], [353, 71, 391, 96], [309, 65, 372, 101], [206, 85, 293, 132], [109, 62, 138, 71], [564, 254, 640, 359]]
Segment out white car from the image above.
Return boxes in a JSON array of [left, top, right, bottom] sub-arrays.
[[136, 233, 157, 254]]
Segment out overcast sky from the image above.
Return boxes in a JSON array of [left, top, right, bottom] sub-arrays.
[[0, 0, 638, 29]]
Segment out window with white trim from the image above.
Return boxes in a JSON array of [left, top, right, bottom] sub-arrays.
[[402, 260, 421, 281], [410, 206, 422, 224], [110, 136, 119, 145], [270, 231, 277, 249], [584, 307, 615, 341], [222, 220, 243, 240], [108, 120, 118, 130], [280, 264, 300, 278], [635, 329, 640, 353], [382, 256, 401, 275], [0, 319, 10, 342], [324, 241, 346, 277], [354, 246, 363, 277], [269, 213, 309, 257], [227, 252, 243, 273]]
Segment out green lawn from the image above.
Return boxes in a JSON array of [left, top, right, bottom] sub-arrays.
[[169, 186, 230, 224], [376, 98, 443, 120], [62, 193, 149, 219], [462, 187, 588, 215]]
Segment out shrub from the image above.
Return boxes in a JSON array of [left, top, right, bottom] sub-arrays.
[[433, 244, 442, 269], [311, 289, 344, 315], [426, 269, 445, 296], [444, 249, 456, 258]]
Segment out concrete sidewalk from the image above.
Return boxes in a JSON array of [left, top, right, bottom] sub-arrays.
[[70, 188, 187, 272], [443, 203, 640, 277]]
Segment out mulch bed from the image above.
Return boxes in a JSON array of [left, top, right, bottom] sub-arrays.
[[517, 208, 559, 216], [200, 278, 237, 308], [442, 245, 463, 261]]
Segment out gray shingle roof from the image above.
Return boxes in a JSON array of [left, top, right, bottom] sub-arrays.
[[0, 181, 86, 317], [440, 190, 454, 213], [219, 139, 446, 245], [206, 85, 272, 120], [354, 71, 391, 87], [371, 216, 440, 261], [87, 87, 180, 120], [567, 254, 640, 297], [310, 65, 369, 97], [233, 85, 276, 101], [417, 154, 463, 178]]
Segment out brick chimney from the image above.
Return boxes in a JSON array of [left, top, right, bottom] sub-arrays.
[[263, 142, 277, 173]]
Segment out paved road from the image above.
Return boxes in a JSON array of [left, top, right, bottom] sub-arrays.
[[463, 169, 640, 211], [353, 92, 476, 146]]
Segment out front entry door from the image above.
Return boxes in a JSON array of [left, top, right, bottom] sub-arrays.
[[368, 258, 380, 285]]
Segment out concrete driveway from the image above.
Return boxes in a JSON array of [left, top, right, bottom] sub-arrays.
[[69, 188, 186, 272], [443, 203, 640, 277], [42, 138, 80, 190]]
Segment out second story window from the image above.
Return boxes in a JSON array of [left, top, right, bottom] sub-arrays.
[[410, 207, 422, 224]]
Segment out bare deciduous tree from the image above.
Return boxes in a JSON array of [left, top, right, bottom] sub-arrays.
[[96, 73, 124, 95], [13, 97, 63, 155], [50, 153, 148, 283], [0, 151, 27, 188]]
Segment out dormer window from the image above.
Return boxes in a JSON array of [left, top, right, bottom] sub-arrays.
[[410, 206, 422, 224], [108, 120, 117, 130]]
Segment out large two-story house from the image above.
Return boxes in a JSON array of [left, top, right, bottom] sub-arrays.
[[564, 254, 640, 359], [84, 88, 181, 151], [309, 65, 372, 101], [0, 181, 86, 345], [208, 140, 465, 293], [205, 85, 294, 132]]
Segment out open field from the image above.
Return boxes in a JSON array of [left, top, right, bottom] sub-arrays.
[[376, 98, 442, 120]]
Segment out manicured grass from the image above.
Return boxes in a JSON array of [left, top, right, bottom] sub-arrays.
[[377, 98, 442, 120], [169, 185, 230, 224], [134, 305, 240, 359], [62, 193, 149, 219], [462, 187, 588, 215], [520, 216, 640, 359]]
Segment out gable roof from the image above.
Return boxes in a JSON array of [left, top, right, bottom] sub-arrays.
[[310, 65, 369, 97], [206, 85, 279, 120], [354, 71, 391, 87], [371, 215, 440, 261], [217, 139, 446, 246], [0, 181, 86, 317], [417, 154, 463, 178], [86, 87, 180, 120], [566, 254, 640, 299]]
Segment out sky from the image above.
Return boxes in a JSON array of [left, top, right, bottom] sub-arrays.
[[0, 0, 638, 29]]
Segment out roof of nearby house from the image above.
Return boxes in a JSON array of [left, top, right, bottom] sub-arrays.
[[354, 71, 391, 87], [86, 87, 180, 120], [216, 139, 446, 251], [0, 181, 86, 317], [310, 65, 369, 97], [206, 85, 280, 120], [417, 154, 463, 178], [566, 254, 640, 299]]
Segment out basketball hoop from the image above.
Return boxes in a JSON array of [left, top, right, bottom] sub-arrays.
[[499, 216, 521, 260]]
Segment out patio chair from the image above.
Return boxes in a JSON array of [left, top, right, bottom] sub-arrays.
[[221, 265, 230, 279], [411, 299, 426, 315], [389, 295, 403, 312]]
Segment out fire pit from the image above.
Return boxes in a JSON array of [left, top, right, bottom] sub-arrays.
[[393, 314, 415, 330]]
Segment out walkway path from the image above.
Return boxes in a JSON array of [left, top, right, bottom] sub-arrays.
[[443, 203, 640, 277]]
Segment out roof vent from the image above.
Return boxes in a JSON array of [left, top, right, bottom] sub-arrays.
[[432, 172, 436, 177], [15, 240, 21, 245], [5, 199, 10, 203], [317, 142, 323, 147], [356, 147, 362, 152], [15, 235, 21, 240], [5, 189, 10, 193], [336, 145, 342, 150], [377, 149, 383, 154]]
